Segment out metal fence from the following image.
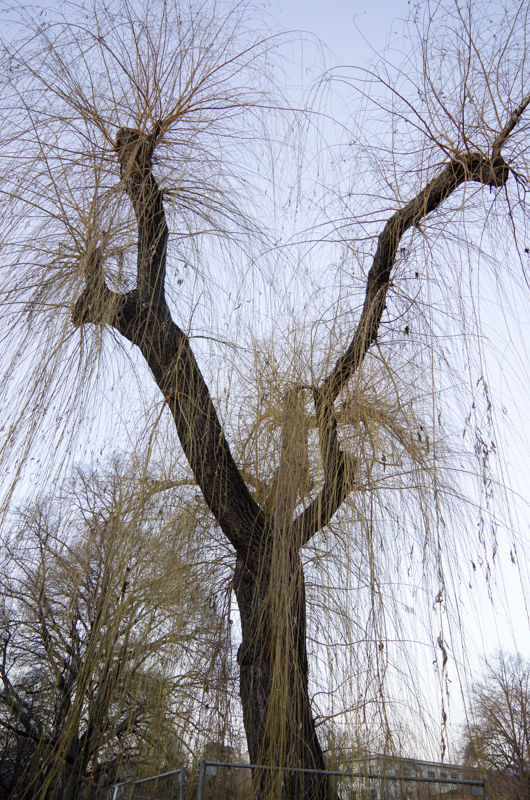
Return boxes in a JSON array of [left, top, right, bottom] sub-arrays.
[[109, 761, 489, 800], [195, 760, 489, 800], [110, 767, 186, 800]]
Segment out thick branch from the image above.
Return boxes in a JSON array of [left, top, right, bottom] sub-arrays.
[[299, 149, 514, 538], [320, 151, 511, 405], [0, 657, 41, 744], [73, 126, 266, 556], [72, 244, 116, 326], [0, 716, 42, 744], [492, 95, 530, 159], [292, 472, 348, 547], [110, 298, 267, 554], [292, 388, 359, 545], [269, 388, 312, 530], [115, 126, 168, 307]]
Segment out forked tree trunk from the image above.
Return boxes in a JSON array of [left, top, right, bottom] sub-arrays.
[[73, 123, 517, 800]]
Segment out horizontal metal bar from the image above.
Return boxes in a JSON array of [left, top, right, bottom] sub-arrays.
[[112, 767, 185, 789], [200, 761, 486, 787]]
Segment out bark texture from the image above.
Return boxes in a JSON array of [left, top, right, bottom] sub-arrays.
[[234, 549, 334, 799]]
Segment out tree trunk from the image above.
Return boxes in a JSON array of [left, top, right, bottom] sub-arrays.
[[59, 758, 86, 800], [234, 548, 335, 800]]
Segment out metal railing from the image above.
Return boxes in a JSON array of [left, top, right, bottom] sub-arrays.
[[109, 760, 489, 800], [111, 767, 186, 800], [196, 760, 489, 800]]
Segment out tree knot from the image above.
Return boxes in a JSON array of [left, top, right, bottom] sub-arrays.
[[465, 152, 511, 187]]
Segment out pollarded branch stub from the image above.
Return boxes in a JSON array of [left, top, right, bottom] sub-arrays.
[[115, 124, 160, 181]]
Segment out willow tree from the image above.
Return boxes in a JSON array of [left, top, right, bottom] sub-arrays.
[[0, 0, 528, 798]]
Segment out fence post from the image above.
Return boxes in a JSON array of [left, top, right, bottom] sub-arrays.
[[179, 768, 186, 800], [197, 760, 206, 800]]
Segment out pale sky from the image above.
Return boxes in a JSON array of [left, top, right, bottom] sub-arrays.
[[268, 0, 411, 62]]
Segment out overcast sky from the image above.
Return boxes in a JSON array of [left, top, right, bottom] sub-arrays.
[[268, 0, 410, 57]]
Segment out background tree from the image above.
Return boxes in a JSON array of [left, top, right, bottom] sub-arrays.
[[0, 462, 230, 799], [0, 1, 529, 798], [462, 653, 530, 800]]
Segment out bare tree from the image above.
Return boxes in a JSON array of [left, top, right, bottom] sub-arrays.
[[0, 0, 529, 797], [462, 653, 530, 800], [0, 464, 227, 799]]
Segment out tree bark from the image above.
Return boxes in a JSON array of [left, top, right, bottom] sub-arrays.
[[234, 548, 335, 799]]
